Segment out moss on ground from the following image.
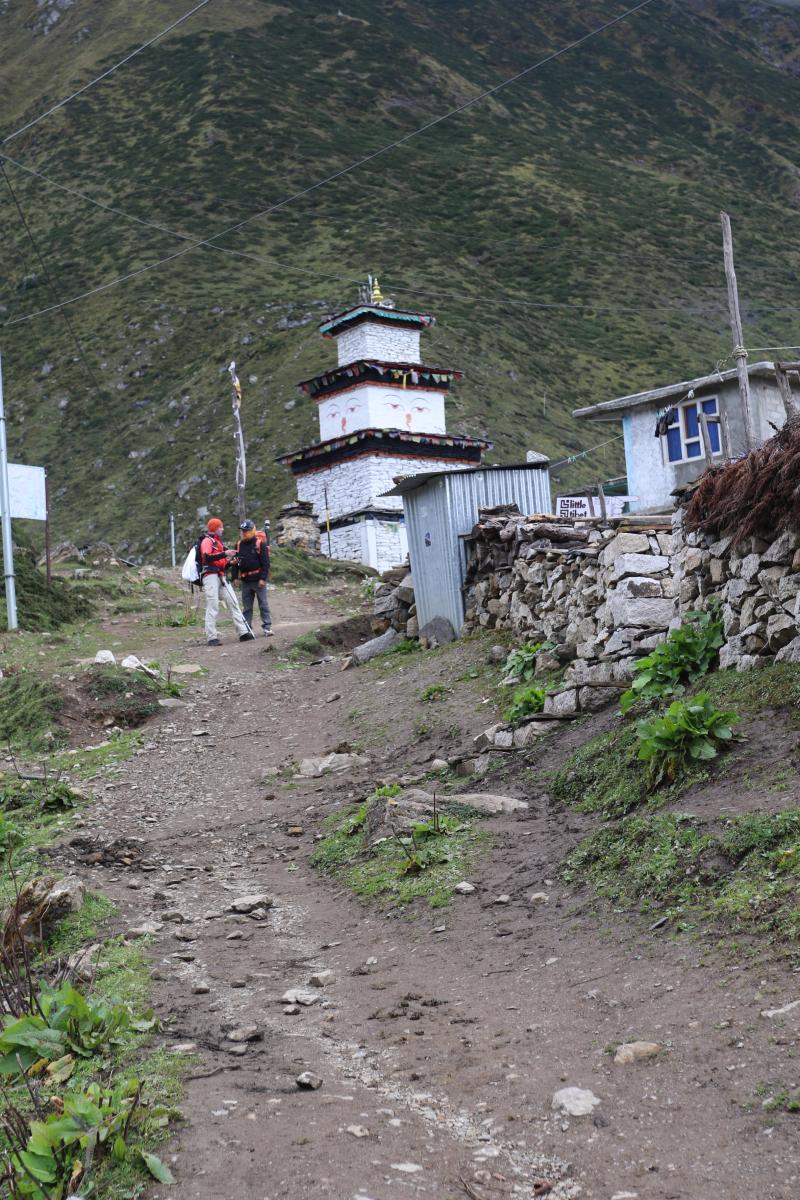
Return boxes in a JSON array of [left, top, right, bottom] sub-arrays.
[[556, 664, 800, 953], [312, 800, 490, 908], [0, 672, 67, 753], [0, 531, 94, 632]]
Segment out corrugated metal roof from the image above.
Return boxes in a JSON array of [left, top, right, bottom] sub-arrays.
[[573, 361, 776, 419], [381, 460, 551, 498]]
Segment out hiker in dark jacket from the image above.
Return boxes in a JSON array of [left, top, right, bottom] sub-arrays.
[[232, 519, 273, 637]]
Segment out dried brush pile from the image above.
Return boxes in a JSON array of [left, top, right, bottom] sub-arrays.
[[685, 418, 800, 544]]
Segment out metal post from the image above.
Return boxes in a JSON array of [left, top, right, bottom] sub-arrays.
[[169, 511, 176, 568], [0, 353, 18, 630]]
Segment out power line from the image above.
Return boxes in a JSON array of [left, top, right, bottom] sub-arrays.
[[1, 0, 659, 327], [0, 161, 105, 399], [2, 0, 216, 146]]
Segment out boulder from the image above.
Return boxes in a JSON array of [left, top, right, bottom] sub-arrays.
[[94, 650, 116, 665], [418, 616, 456, 649], [2, 875, 86, 951], [775, 636, 800, 664], [766, 613, 797, 651], [396, 573, 415, 605], [551, 1087, 601, 1117], [763, 530, 800, 564], [614, 1041, 660, 1065], [544, 688, 578, 716], [348, 628, 401, 665], [298, 752, 370, 778], [609, 553, 670, 580], [608, 593, 675, 629]]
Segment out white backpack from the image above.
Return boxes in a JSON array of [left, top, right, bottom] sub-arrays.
[[181, 544, 200, 584]]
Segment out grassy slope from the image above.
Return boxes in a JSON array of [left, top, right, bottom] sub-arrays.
[[1, 1, 800, 558]]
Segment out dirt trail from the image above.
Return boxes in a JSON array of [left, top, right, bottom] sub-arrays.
[[64, 587, 799, 1200]]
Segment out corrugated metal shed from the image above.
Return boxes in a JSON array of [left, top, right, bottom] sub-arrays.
[[382, 463, 551, 634]]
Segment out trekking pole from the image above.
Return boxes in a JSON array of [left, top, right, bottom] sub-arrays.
[[222, 575, 253, 638]]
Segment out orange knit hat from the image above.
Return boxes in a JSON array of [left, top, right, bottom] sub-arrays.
[[207, 517, 223, 533]]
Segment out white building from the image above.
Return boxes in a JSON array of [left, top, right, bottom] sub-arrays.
[[277, 281, 491, 571], [573, 362, 789, 512]]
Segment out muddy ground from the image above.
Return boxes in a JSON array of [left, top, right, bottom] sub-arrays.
[[50, 584, 800, 1200]]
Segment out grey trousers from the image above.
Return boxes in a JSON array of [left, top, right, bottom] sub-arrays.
[[241, 579, 272, 631]]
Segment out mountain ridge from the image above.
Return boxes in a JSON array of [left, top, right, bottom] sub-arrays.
[[1, 0, 800, 557]]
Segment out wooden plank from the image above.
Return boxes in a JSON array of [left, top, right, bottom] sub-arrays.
[[698, 412, 714, 462]]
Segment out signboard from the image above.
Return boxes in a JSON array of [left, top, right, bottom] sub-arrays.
[[555, 494, 637, 520], [5, 464, 47, 521]]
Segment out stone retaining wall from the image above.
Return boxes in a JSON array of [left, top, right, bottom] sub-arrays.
[[462, 508, 800, 714]]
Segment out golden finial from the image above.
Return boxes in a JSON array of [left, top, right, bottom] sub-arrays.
[[371, 276, 384, 304]]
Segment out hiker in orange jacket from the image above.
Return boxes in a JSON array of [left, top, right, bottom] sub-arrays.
[[199, 518, 253, 646]]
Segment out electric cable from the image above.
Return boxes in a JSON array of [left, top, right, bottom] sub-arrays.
[[0, 161, 105, 398], [1, 0, 660, 327], [2, 0, 216, 146]]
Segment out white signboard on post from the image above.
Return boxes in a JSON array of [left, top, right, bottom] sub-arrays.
[[5, 463, 47, 521], [555, 494, 637, 520]]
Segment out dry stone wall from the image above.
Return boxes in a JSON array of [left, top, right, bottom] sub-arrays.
[[462, 508, 800, 714]]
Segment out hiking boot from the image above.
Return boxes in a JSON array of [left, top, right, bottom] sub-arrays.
[[263, 629, 274, 637], [239, 632, 255, 642], [207, 638, 222, 647]]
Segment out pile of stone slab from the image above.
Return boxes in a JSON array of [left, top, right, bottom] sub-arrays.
[[674, 521, 800, 669], [463, 512, 676, 714], [372, 567, 416, 637], [276, 501, 321, 554]]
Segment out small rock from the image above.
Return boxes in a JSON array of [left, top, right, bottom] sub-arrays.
[[192, 982, 211, 994], [283, 1004, 301, 1015], [529, 892, 549, 905], [125, 921, 163, 939], [228, 893, 273, 914], [227, 1044, 248, 1056], [326, 692, 341, 703], [287, 826, 304, 836], [391, 1163, 423, 1174], [309, 970, 335, 988], [170, 1042, 197, 1053], [761, 998, 800, 1019], [551, 1087, 601, 1117], [347, 1124, 370, 1138], [171, 663, 203, 674], [494, 894, 510, 905], [282, 988, 320, 1006], [454, 881, 475, 895], [230, 978, 248, 988], [614, 1041, 660, 1065], [191, 729, 210, 737], [296, 1071, 323, 1090], [488, 645, 507, 664], [430, 758, 449, 772], [226, 931, 244, 941], [94, 650, 116, 665], [227, 1026, 261, 1043]]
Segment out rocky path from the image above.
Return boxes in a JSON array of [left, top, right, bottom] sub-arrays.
[[67, 587, 800, 1200]]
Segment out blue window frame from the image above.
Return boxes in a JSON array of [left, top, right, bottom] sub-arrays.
[[662, 396, 720, 463]]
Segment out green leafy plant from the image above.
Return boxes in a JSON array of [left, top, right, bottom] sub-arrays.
[[3, 1077, 174, 1198], [0, 983, 156, 1076], [503, 684, 546, 723], [503, 641, 554, 683], [620, 608, 724, 714], [635, 693, 737, 787], [374, 784, 402, 798], [420, 684, 448, 703]]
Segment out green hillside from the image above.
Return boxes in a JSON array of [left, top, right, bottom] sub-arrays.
[[1, 0, 799, 559]]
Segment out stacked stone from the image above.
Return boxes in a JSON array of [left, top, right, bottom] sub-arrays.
[[672, 515, 800, 668], [372, 569, 416, 637], [276, 501, 321, 554], [464, 514, 677, 714]]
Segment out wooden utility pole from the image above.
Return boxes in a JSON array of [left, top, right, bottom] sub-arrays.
[[774, 361, 800, 420], [720, 212, 756, 453]]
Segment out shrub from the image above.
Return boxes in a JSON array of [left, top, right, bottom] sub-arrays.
[[503, 684, 546, 723], [620, 608, 723, 714], [420, 684, 448, 703], [636, 693, 737, 787]]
